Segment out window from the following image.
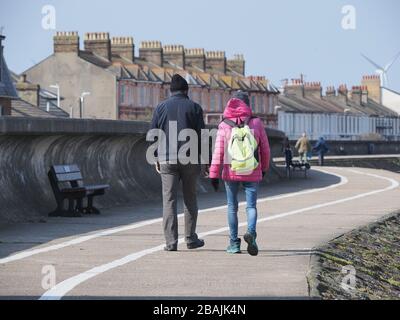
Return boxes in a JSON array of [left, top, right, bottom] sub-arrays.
[[202, 91, 209, 111], [210, 93, 216, 112], [119, 85, 126, 105], [218, 92, 223, 112], [139, 86, 145, 107], [149, 86, 154, 107], [258, 96, 264, 113], [153, 87, 159, 106], [192, 90, 201, 105], [251, 95, 256, 112], [130, 85, 135, 106]]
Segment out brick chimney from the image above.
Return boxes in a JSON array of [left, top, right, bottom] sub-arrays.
[[163, 45, 185, 68], [185, 48, 205, 71], [53, 31, 79, 54], [336, 84, 348, 105], [284, 79, 304, 96], [84, 32, 111, 61], [361, 75, 381, 104], [304, 82, 322, 99], [350, 86, 362, 105], [15, 74, 40, 107], [325, 86, 336, 97], [139, 41, 163, 66], [111, 37, 134, 62], [361, 85, 368, 105], [205, 51, 226, 74], [227, 54, 245, 76]]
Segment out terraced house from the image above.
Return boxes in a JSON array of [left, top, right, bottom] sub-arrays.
[[23, 32, 279, 126], [277, 78, 400, 141]]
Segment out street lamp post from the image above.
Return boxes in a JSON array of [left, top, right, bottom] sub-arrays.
[[80, 92, 90, 118]]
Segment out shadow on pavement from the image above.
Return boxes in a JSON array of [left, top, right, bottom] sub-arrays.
[[0, 169, 341, 259]]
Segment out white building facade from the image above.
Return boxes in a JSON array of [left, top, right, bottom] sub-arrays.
[[278, 111, 400, 141]]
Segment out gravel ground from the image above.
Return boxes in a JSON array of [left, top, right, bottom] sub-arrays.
[[308, 211, 400, 300]]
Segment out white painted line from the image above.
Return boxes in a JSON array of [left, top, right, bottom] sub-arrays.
[[40, 169, 399, 300], [0, 168, 346, 265]]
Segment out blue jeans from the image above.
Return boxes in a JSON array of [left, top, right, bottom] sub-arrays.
[[224, 181, 258, 244]]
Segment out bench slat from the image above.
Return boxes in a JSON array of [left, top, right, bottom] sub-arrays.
[[52, 164, 80, 174], [85, 184, 110, 191], [60, 187, 86, 193], [56, 172, 83, 182]]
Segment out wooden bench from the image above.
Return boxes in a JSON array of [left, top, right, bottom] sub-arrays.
[[287, 160, 310, 179], [48, 164, 110, 217], [285, 149, 310, 179]]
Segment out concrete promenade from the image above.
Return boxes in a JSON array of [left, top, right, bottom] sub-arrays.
[[1, 166, 399, 299]]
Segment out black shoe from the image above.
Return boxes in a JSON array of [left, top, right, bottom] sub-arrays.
[[164, 245, 177, 252], [243, 232, 259, 256], [186, 239, 205, 250]]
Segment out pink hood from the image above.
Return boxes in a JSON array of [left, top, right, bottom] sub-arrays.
[[223, 98, 252, 120]]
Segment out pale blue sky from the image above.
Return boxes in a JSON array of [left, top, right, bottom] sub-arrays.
[[1, 0, 400, 91]]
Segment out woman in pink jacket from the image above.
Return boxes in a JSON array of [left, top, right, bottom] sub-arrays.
[[209, 91, 270, 256]]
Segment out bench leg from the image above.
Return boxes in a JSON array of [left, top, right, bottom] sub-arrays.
[[49, 198, 82, 217], [76, 198, 84, 213], [84, 195, 100, 215]]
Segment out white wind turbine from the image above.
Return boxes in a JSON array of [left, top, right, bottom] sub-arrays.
[[361, 51, 400, 88]]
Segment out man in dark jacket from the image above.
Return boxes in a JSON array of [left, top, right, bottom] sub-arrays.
[[150, 74, 205, 251]]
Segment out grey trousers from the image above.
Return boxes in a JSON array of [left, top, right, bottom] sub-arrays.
[[160, 163, 200, 247]]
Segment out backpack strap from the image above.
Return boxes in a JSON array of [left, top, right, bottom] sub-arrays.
[[222, 116, 258, 128], [222, 118, 238, 128]]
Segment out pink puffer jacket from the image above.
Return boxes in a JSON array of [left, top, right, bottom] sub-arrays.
[[209, 98, 271, 182]]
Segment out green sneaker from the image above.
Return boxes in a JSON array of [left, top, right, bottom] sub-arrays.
[[243, 232, 258, 256], [226, 239, 241, 254]]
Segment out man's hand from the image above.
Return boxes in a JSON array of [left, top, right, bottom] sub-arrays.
[[211, 178, 219, 192], [155, 162, 161, 174], [202, 165, 210, 178]]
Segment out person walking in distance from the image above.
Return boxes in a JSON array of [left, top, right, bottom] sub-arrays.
[[208, 91, 271, 256], [150, 74, 205, 252], [295, 132, 312, 163], [313, 136, 329, 166]]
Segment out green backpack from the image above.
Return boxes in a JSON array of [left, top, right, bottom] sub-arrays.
[[223, 117, 259, 175]]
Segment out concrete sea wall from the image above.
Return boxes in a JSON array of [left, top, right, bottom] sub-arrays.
[[0, 117, 286, 223], [289, 139, 400, 156]]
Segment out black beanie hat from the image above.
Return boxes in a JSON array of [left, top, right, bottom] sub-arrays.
[[170, 74, 189, 92], [233, 90, 250, 107]]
